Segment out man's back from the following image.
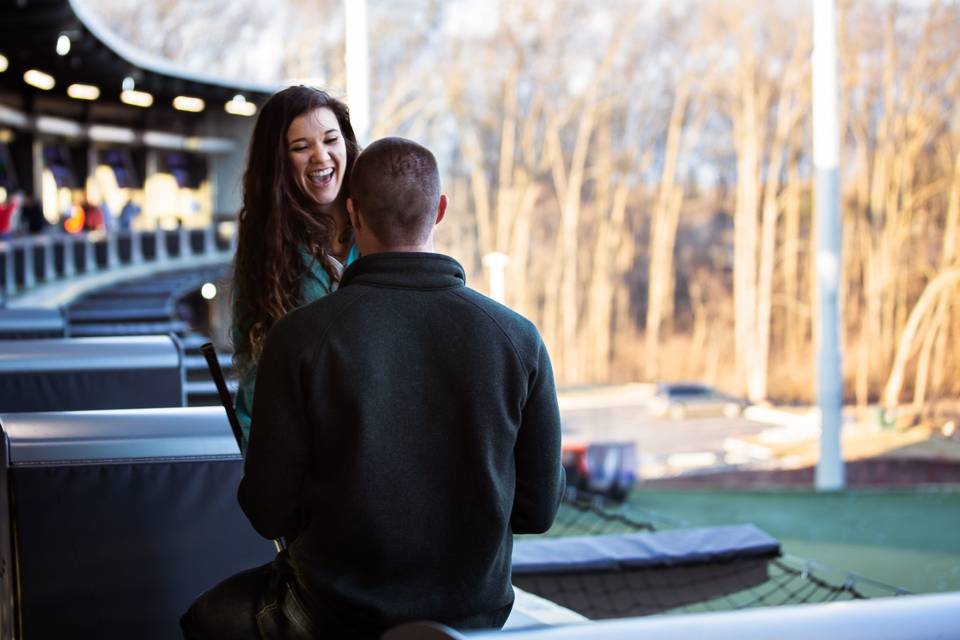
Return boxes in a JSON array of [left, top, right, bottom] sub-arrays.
[[240, 252, 564, 637]]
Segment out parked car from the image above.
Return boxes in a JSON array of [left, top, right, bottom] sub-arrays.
[[648, 382, 747, 419]]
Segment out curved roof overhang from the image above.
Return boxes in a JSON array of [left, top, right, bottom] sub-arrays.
[[0, 0, 280, 129]]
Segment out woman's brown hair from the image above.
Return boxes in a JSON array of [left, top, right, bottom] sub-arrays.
[[232, 86, 359, 373]]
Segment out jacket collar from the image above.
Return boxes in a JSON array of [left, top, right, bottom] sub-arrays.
[[340, 252, 466, 290]]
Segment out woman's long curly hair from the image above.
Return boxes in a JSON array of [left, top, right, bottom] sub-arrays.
[[232, 86, 359, 373]]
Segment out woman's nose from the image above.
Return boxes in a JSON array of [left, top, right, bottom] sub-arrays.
[[310, 145, 330, 163]]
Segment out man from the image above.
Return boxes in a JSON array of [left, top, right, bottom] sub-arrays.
[[119, 197, 141, 231], [182, 137, 564, 638], [20, 194, 46, 234]]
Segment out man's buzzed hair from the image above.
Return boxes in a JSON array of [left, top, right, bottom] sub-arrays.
[[350, 137, 441, 247]]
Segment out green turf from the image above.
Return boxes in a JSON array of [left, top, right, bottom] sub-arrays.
[[628, 488, 960, 594]]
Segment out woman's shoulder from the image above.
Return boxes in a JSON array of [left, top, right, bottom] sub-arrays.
[[301, 243, 360, 301]]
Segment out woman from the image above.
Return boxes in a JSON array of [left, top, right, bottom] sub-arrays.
[[232, 86, 361, 450]]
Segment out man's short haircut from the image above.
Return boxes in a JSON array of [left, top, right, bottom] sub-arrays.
[[349, 137, 441, 247]]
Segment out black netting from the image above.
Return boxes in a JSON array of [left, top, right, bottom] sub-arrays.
[[541, 495, 658, 537]]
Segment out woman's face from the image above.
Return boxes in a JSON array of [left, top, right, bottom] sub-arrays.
[[286, 106, 347, 209]]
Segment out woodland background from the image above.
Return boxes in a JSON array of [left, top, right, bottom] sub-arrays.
[[88, 0, 960, 414]]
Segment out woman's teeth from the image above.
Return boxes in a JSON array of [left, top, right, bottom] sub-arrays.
[[308, 168, 334, 184]]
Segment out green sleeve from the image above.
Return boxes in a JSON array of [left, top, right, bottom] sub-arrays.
[[231, 295, 254, 453], [235, 367, 254, 454]]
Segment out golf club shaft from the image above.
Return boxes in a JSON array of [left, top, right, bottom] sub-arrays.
[[200, 342, 287, 552], [199, 342, 245, 449]]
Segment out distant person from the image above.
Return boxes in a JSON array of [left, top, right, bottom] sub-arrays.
[[181, 137, 565, 638], [20, 194, 46, 234], [119, 198, 141, 231], [231, 86, 362, 451], [0, 191, 22, 238], [63, 201, 85, 234], [100, 199, 114, 231], [82, 201, 104, 231]]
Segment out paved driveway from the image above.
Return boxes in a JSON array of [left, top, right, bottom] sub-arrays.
[[558, 386, 772, 478]]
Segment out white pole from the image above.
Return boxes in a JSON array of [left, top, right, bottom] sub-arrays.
[[812, 0, 844, 491], [344, 0, 371, 145], [482, 252, 510, 304]]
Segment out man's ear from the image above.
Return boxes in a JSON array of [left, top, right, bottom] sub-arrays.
[[435, 193, 447, 226], [347, 197, 362, 231]]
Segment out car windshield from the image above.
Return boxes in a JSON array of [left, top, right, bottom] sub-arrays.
[[664, 385, 712, 397]]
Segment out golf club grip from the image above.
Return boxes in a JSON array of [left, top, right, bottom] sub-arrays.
[[199, 342, 245, 450]]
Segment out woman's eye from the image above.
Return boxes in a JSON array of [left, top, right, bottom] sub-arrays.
[[324, 137, 339, 145], [290, 146, 307, 152]]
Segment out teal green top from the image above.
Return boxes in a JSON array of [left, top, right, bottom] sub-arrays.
[[234, 244, 360, 453]]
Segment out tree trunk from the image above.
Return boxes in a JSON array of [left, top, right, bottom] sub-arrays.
[[645, 81, 690, 380], [883, 268, 960, 411], [930, 149, 960, 394]]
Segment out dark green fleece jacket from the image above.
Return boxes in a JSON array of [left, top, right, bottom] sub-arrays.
[[238, 252, 564, 638]]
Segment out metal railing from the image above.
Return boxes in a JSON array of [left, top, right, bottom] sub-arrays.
[[461, 590, 960, 639], [0, 225, 236, 307]]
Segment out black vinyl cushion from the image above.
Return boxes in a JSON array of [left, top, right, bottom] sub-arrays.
[[0, 367, 181, 412], [13, 459, 274, 639]]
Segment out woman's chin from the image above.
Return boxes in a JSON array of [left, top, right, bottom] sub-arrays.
[[307, 188, 339, 209]]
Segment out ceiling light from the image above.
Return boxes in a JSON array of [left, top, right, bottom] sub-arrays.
[[121, 89, 153, 108], [24, 69, 55, 90], [89, 125, 135, 143], [35, 116, 82, 137], [56, 34, 71, 56], [122, 76, 135, 91], [67, 83, 100, 100], [200, 283, 217, 300], [173, 96, 205, 113], [224, 95, 256, 117], [0, 54, 8, 73]]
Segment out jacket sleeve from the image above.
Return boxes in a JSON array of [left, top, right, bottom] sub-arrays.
[[511, 339, 565, 534], [238, 318, 310, 541]]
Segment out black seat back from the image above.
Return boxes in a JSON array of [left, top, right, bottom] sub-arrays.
[[0, 407, 273, 639], [0, 335, 185, 412], [0, 308, 65, 340]]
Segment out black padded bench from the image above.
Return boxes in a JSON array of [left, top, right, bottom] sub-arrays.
[[0, 308, 66, 340], [0, 335, 185, 412], [511, 525, 781, 619], [67, 303, 176, 323], [67, 319, 191, 337], [0, 407, 274, 639]]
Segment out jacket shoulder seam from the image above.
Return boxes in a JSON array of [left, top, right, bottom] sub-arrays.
[[301, 288, 373, 372], [450, 289, 533, 379]]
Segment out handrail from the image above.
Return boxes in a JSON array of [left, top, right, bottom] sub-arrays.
[[458, 590, 960, 639], [0, 225, 236, 308]]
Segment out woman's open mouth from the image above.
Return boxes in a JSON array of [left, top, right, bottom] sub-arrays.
[[307, 167, 335, 187]]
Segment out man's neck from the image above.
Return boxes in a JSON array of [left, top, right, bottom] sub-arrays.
[[359, 238, 434, 255]]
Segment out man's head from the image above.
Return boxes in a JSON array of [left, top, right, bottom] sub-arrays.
[[347, 137, 446, 253]]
